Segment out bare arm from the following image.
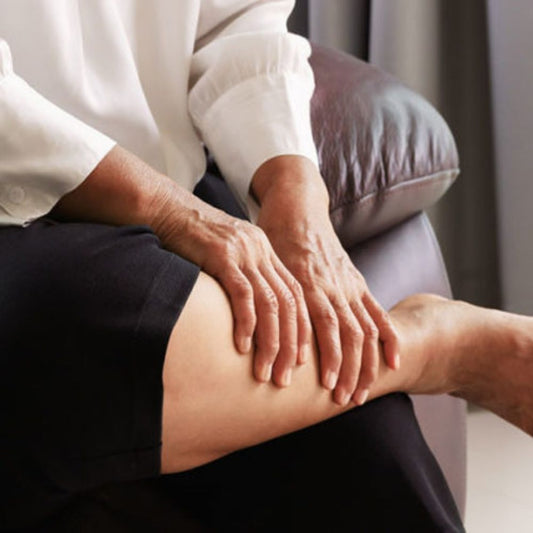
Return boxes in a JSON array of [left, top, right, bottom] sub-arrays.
[[52, 145, 312, 387]]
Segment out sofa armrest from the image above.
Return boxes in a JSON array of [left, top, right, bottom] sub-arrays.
[[309, 44, 459, 248], [348, 212, 466, 515]]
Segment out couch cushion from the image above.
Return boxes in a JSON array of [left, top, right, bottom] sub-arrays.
[[310, 44, 459, 248]]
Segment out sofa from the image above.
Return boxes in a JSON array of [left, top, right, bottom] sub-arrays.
[[309, 44, 466, 516]]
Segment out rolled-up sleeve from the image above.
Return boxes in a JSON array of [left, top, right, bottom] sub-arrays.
[[0, 39, 115, 226], [189, 0, 319, 221]]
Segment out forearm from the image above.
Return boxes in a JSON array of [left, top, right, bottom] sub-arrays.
[[50, 145, 218, 251], [51, 145, 171, 226]]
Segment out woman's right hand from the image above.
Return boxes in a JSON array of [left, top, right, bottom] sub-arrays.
[[153, 189, 313, 388]]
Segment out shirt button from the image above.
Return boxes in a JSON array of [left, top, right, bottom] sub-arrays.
[[7, 186, 26, 205]]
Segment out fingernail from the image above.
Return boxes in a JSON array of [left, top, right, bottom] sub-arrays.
[[354, 388, 369, 406], [258, 363, 273, 382], [239, 337, 251, 353], [393, 353, 401, 370], [298, 345, 309, 365], [336, 390, 350, 406], [280, 368, 292, 387], [324, 371, 338, 390]]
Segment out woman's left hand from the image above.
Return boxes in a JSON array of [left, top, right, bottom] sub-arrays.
[[253, 156, 400, 406]]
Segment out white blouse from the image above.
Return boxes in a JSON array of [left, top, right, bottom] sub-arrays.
[[0, 0, 318, 226]]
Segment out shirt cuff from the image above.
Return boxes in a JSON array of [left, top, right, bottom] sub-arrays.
[[0, 73, 116, 226], [193, 72, 319, 223]]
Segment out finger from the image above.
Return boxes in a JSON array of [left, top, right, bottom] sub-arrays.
[[331, 302, 364, 406], [308, 293, 342, 392], [350, 302, 380, 405], [271, 257, 313, 365], [261, 264, 298, 387], [247, 270, 280, 383], [220, 268, 256, 354], [363, 293, 401, 370]]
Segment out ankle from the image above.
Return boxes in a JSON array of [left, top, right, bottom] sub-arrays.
[[390, 296, 467, 395]]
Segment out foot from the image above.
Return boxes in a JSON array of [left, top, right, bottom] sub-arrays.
[[390, 294, 533, 436]]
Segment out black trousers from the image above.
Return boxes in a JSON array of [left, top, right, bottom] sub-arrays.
[[1, 172, 464, 532], [23, 394, 463, 533]]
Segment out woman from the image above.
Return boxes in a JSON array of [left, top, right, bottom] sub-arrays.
[[1, 1, 531, 530]]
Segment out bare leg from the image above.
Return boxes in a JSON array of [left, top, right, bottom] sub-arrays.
[[161, 274, 533, 473], [161, 273, 412, 473], [390, 294, 533, 435]]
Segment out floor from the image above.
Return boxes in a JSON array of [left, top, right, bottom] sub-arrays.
[[465, 409, 533, 532]]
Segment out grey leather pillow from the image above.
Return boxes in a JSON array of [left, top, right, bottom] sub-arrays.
[[310, 44, 459, 248]]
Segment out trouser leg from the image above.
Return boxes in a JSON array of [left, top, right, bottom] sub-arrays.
[[157, 393, 464, 532]]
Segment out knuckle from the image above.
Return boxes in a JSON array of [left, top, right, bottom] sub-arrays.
[[288, 275, 304, 295], [350, 267, 365, 284], [260, 287, 279, 312], [384, 320, 399, 340], [228, 221, 264, 254], [316, 308, 337, 328], [238, 304, 256, 324], [251, 226, 270, 248], [345, 322, 364, 345], [233, 309, 256, 332], [276, 347, 297, 369], [219, 266, 241, 285], [249, 223, 266, 239], [323, 350, 342, 371], [378, 311, 394, 330], [227, 221, 247, 242], [235, 219, 252, 232], [292, 264, 313, 286], [337, 376, 357, 394], [363, 322, 379, 340], [264, 342, 280, 361], [279, 287, 297, 312], [256, 338, 280, 361], [360, 358, 379, 383], [231, 279, 252, 300], [337, 364, 357, 385], [240, 319, 256, 336], [359, 370, 378, 389], [379, 309, 392, 324], [327, 293, 344, 309], [215, 239, 234, 259]]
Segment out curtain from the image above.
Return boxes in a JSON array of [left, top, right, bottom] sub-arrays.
[[289, 0, 503, 309], [486, 0, 533, 315]]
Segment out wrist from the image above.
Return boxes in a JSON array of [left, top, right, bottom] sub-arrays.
[[148, 176, 210, 251], [252, 155, 331, 231], [251, 155, 329, 208]]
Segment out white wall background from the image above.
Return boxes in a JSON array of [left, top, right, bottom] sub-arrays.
[[488, 0, 533, 314]]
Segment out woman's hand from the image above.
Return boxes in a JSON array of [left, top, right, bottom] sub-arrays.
[[152, 186, 313, 388], [52, 145, 311, 388], [253, 156, 400, 406]]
